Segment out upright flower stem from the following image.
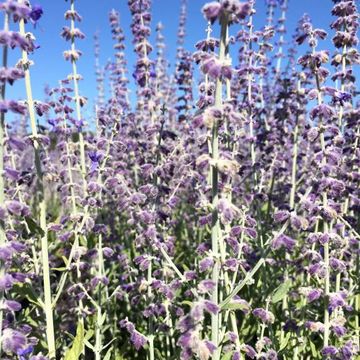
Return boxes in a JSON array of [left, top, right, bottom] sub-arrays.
[[280, 80, 301, 350], [0, 11, 9, 358], [211, 14, 227, 360], [58, 83, 85, 333], [93, 123, 117, 360], [18, 12, 56, 359], [147, 260, 155, 360], [314, 67, 330, 350], [0, 12, 7, 241], [94, 232, 104, 360], [275, 0, 287, 76], [247, 8, 256, 184], [337, 23, 347, 130], [70, 0, 86, 188], [66, 1, 88, 338]]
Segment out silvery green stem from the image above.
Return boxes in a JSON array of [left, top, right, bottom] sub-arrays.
[[0, 11, 9, 358], [247, 11, 256, 181], [67, 4, 88, 343], [70, 0, 86, 189], [57, 81, 78, 213], [57, 83, 85, 340], [280, 80, 301, 349], [275, 0, 287, 76], [335, 20, 349, 330], [205, 21, 213, 186], [18, 13, 56, 359], [0, 12, 8, 241], [211, 14, 227, 359], [147, 260, 154, 360], [356, 274, 360, 349], [314, 63, 330, 350], [92, 122, 117, 359], [217, 23, 239, 348], [94, 233, 103, 360], [289, 81, 301, 210], [257, 298, 271, 356], [337, 22, 347, 130]]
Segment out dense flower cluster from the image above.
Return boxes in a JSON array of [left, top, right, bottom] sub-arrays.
[[0, 0, 359, 359]]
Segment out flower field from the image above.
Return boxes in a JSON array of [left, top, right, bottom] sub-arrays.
[[0, 0, 359, 359]]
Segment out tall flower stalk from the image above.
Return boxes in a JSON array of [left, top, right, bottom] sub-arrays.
[[0, 10, 8, 357], [64, 0, 87, 187], [18, 2, 56, 357]]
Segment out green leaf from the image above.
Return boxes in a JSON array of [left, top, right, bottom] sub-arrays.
[[221, 351, 233, 360], [279, 332, 291, 351], [25, 217, 45, 237], [100, 312, 107, 326], [85, 329, 94, 341], [103, 347, 113, 360], [84, 339, 94, 351], [62, 256, 69, 267], [272, 279, 292, 303], [309, 340, 318, 358], [12, 283, 43, 308], [181, 300, 193, 308], [51, 267, 67, 272], [182, 264, 190, 272], [64, 322, 84, 360], [154, 348, 165, 359], [261, 202, 268, 213], [79, 234, 87, 247], [222, 301, 250, 312]]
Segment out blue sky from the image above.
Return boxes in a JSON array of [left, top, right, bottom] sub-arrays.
[[3, 0, 357, 119]]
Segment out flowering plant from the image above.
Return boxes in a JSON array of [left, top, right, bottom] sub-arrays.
[[0, 0, 358, 359]]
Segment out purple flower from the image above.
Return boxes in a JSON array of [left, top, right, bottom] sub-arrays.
[[331, 318, 347, 337], [265, 349, 278, 360], [198, 279, 216, 293], [0, 67, 25, 85], [309, 262, 327, 278], [340, 341, 357, 360], [242, 344, 256, 359], [271, 234, 296, 251], [300, 287, 323, 303], [329, 292, 347, 311], [2, 300, 22, 311], [199, 257, 214, 272], [203, 300, 219, 315], [18, 345, 34, 360], [332, 2, 357, 17], [29, 4, 43, 23], [273, 210, 290, 223], [64, 10, 82, 22], [310, 104, 335, 120], [307, 289, 322, 302], [88, 151, 102, 173], [322, 346, 338, 357], [2, 328, 27, 355], [30, 355, 49, 360], [103, 247, 114, 258], [200, 55, 232, 80], [130, 331, 147, 350], [202, 2, 221, 23], [253, 308, 275, 324], [329, 257, 346, 272]]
